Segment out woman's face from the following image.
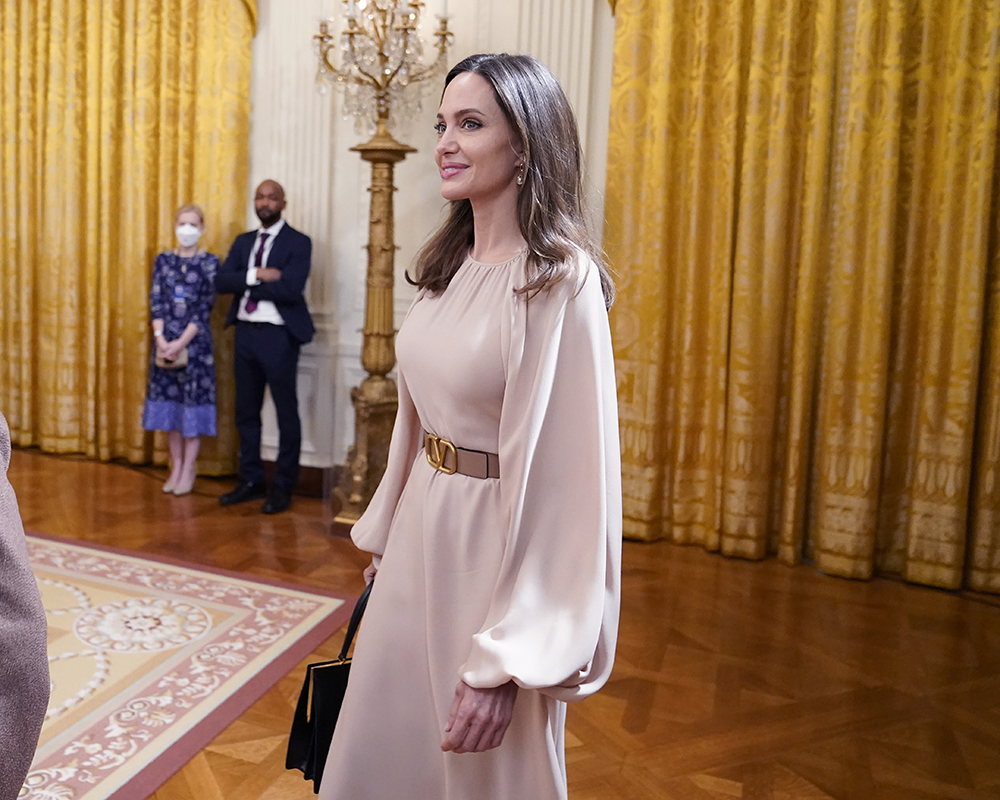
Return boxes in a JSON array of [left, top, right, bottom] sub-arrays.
[[434, 72, 522, 205], [175, 210, 204, 231]]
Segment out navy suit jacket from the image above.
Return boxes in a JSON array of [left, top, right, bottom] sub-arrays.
[[216, 222, 315, 344]]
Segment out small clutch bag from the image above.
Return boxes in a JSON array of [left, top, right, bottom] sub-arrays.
[[155, 347, 188, 369], [286, 579, 373, 793]]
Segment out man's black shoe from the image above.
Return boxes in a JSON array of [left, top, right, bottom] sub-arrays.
[[219, 481, 267, 506], [262, 487, 292, 515]]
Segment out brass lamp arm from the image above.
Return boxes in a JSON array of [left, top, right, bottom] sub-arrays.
[[344, 32, 383, 89], [406, 25, 451, 84]]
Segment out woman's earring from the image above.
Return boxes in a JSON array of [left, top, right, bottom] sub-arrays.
[[516, 163, 525, 186]]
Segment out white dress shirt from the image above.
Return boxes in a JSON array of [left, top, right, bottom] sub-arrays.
[[237, 218, 286, 325]]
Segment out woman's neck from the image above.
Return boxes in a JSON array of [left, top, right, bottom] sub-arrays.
[[469, 190, 525, 264], [176, 245, 198, 258]]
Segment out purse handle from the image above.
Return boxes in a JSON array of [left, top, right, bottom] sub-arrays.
[[338, 579, 374, 661]]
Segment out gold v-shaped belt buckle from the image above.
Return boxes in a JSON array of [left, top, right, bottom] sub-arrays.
[[425, 433, 458, 474]]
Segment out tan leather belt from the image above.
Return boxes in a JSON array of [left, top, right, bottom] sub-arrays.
[[422, 430, 500, 479]]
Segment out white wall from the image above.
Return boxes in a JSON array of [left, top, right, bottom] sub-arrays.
[[248, 0, 615, 468]]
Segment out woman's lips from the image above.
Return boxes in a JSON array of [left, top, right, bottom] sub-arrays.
[[440, 164, 466, 179]]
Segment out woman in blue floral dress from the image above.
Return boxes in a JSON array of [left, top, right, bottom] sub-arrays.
[[141, 204, 219, 495]]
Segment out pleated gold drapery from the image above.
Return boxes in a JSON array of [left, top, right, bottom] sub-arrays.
[[0, 0, 257, 473], [606, 0, 1000, 592]]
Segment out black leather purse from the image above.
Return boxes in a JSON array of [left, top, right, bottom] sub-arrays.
[[286, 579, 373, 793]]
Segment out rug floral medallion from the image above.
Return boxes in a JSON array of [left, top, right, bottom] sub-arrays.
[[22, 534, 351, 800]]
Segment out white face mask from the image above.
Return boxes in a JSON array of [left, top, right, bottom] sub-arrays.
[[175, 223, 203, 248]]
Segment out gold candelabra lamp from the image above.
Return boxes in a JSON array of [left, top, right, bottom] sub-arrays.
[[315, 0, 452, 523]]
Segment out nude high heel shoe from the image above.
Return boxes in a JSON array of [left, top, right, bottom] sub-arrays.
[[173, 474, 196, 496]]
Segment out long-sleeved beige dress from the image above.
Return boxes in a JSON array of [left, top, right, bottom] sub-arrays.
[[320, 251, 621, 800]]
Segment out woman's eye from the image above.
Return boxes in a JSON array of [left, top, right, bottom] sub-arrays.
[[433, 122, 446, 135], [461, 119, 482, 130]]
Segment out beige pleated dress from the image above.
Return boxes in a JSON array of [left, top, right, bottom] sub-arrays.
[[320, 250, 622, 800]]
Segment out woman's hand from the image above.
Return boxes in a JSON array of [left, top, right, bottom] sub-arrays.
[[155, 336, 169, 359], [363, 561, 378, 585], [161, 339, 185, 361], [441, 680, 517, 754]]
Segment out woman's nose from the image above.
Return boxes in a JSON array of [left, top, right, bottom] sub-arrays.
[[435, 129, 456, 156]]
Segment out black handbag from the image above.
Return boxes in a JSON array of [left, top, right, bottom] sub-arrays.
[[286, 579, 373, 793]]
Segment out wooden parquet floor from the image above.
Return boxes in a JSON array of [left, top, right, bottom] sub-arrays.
[[9, 448, 1000, 799]]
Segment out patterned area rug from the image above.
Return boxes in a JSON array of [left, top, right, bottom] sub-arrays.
[[23, 533, 352, 800]]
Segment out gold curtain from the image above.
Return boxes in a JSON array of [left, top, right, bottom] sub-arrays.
[[0, 0, 256, 474], [606, 0, 1000, 592]]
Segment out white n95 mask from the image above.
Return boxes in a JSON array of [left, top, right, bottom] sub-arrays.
[[175, 223, 203, 248]]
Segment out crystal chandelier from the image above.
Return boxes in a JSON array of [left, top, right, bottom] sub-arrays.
[[314, 0, 453, 136]]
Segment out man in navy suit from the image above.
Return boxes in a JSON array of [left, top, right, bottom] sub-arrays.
[[216, 180, 314, 514]]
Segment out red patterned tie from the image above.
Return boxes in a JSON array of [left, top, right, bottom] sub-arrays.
[[245, 232, 269, 314]]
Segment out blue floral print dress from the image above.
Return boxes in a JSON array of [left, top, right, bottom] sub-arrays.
[[141, 250, 219, 437]]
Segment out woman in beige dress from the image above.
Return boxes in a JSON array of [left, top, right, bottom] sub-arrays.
[[321, 54, 621, 800]]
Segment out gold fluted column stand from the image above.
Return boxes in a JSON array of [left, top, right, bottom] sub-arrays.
[[314, 2, 451, 524], [334, 120, 416, 523]]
